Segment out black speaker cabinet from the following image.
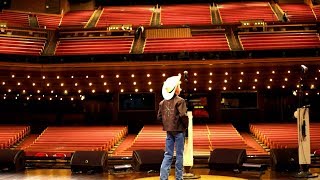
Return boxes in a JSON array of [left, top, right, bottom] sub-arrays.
[[70, 151, 108, 173], [0, 149, 25, 172], [132, 149, 164, 171], [270, 148, 299, 172], [208, 148, 247, 170]]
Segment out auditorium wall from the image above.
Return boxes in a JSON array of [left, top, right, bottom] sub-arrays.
[[11, 0, 46, 13]]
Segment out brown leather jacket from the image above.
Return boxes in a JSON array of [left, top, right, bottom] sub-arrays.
[[157, 95, 188, 132]]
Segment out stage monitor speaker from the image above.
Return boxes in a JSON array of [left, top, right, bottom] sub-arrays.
[[270, 148, 299, 172], [0, 149, 25, 172], [70, 151, 108, 173], [132, 149, 164, 171], [208, 148, 247, 170]]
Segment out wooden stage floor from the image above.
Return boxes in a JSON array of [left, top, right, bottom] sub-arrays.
[[0, 167, 319, 180]]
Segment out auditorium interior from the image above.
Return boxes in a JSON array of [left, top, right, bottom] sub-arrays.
[[0, 0, 320, 179]]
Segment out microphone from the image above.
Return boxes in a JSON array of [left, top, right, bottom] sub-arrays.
[[301, 65, 308, 73]]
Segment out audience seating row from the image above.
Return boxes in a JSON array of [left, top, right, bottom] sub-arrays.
[[36, 13, 61, 29], [0, 36, 46, 56], [207, 124, 267, 156], [24, 126, 127, 157], [280, 3, 316, 22], [0, 125, 30, 149], [1, 30, 318, 56], [55, 37, 134, 55], [113, 124, 267, 157], [160, 4, 212, 26], [0, 10, 30, 27], [239, 31, 320, 50], [1, 3, 319, 30], [313, 6, 320, 21], [143, 33, 230, 53], [113, 125, 166, 157], [96, 6, 153, 27], [250, 123, 320, 152], [59, 10, 93, 28], [217, 2, 278, 24]]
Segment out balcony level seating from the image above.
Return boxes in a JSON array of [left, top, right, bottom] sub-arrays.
[[0, 36, 46, 56], [96, 6, 153, 27], [160, 4, 212, 26], [217, 2, 278, 24], [24, 126, 127, 157], [60, 10, 94, 28], [0, 10, 30, 28], [239, 31, 320, 50], [143, 33, 230, 53], [0, 125, 30, 149], [250, 123, 320, 152], [313, 5, 320, 21], [279, 3, 316, 22], [55, 37, 134, 56], [36, 13, 61, 29]]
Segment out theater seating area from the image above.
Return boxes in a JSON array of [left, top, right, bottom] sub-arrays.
[[113, 124, 267, 157], [207, 124, 267, 156], [96, 6, 153, 27], [113, 125, 166, 157], [24, 126, 127, 158], [238, 31, 320, 50], [160, 4, 212, 26], [217, 2, 278, 24], [55, 37, 134, 55], [313, 6, 320, 21], [0, 35, 46, 56], [0, 10, 30, 27], [193, 125, 211, 156], [279, 3, 316, 22], [250, 123, 320, 152], [0, 125, 30, 149], [60, 10, 93, 28], [143, 33, 230, 53], [36, 13, 61, 29]]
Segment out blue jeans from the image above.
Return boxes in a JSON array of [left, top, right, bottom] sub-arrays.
[[160, 131, 185, 180]]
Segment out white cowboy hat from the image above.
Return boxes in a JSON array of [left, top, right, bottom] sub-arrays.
[[162, 74, 181, 100]]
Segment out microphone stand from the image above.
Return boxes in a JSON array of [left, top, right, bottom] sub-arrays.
[[293, 66, 318, 178], [182, 71, 200, 179]]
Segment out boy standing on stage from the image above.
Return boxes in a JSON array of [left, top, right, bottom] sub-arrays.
[[158, 74, 188, 180]]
